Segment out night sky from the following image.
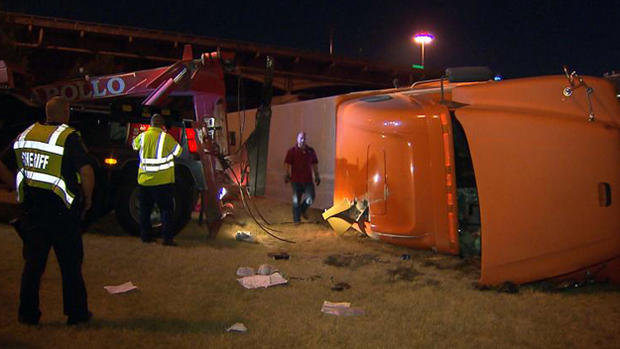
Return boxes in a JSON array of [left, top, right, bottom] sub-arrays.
[[3, 0, 619, 78]]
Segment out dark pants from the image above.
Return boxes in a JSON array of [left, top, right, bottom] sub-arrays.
[[138, 184, 174, 242], [291, 182, 315, 223], [18, 211, 89, 322]]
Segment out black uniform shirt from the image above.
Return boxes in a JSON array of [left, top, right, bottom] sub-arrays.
[[0, 122, 91, 215]]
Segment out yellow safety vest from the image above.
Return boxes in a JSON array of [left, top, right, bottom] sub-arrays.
[[13, 122, 78, 208], [133, 127, 182, 186]]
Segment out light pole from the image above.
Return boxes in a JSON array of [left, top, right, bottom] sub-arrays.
[[413, 32, 434, 69]]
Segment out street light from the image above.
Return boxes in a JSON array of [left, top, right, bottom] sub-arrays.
[[412, 32, 434, 69]]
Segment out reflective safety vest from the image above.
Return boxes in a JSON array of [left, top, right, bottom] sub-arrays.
[[13, 123, 78, 208], [133, 127, 182, 186]]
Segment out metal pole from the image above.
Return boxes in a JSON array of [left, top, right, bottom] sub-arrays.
[[421, 42, 425, 68]]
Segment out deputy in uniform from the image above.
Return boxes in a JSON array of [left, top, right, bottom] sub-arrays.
[[0, 96, 95, 325], [132, 114, 182, 246]]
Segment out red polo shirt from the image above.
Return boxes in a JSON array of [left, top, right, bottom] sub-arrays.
[[285, 145, 318, 183]]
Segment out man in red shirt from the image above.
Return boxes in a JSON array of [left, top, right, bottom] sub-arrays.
[[284, 131, 320, 223]]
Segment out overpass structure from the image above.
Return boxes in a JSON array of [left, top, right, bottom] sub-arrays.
[[0, 11, 421, 94]]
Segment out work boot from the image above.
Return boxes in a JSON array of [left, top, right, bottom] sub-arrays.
[[67, 312, 92, 326], [141, 237, 155, 243]]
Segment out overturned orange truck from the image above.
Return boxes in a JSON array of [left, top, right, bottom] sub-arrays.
[[231, 67, 620, 285]]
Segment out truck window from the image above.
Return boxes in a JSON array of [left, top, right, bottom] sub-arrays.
[[109, 121, 128, 143], [69, 111, 111, 146]]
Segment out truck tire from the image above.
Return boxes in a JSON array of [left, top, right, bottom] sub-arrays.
[[115, 176, 194, 237]]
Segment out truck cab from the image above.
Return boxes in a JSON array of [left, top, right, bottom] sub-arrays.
[[332, 68, 620, 285]]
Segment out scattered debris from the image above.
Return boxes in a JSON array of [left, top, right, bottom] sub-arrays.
[[322, 198, 369, 234], [226, 322, 248, 333], [551, 274, 598, 291], [321, 301, 364, 316], [238, 273, 288, 289], [400, 254, 411, 260], [324, 253, 379, 269], [268, 252, 290, 260], [386, 266, 422, 282], [331, 282, 351, 291], [236, 265, 280, 277], [257, 264, 278, 275], [235, 231, 256, 242], [104, 281, 138, 294], [236, 267, 256, 277], [497, 281, 519, 294], [553, 279, 584, 290]]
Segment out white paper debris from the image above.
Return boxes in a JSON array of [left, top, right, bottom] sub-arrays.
[[321, 300, 364, 316], [236, 267, 256, 277], [269, 273, 288, 286], [104, 281, 138, 294], [257, 264, 278, 275], [323, 301, 351, 308], [226, 322, 248, 332], [235, 231, 255, 242], [237, 272, 288, 289]]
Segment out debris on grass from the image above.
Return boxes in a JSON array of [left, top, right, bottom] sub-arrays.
[[268, 252, 290, 260], [257, 264, 278, 275], [236, 263, 285, 288], [236, 267, 256, 277], [226, 322, 248, 333], [331, 282, 351, 291], [104, 281, 138, 294], [235, 231, 255, 242], [238, 273, 288, 289], [321, 301, 364, 316], [551, 277, 597, 291]]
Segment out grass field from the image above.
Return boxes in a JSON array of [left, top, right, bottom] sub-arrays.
[[0, 198, 619, 348]]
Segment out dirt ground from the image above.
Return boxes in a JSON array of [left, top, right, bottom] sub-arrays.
[[0, 197, 619, 348]]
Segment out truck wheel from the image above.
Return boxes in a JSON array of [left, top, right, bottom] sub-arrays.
[[115, 179, 194, 237]]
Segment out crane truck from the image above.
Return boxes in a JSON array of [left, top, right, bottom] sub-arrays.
[[0, 46, 228, 236]]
